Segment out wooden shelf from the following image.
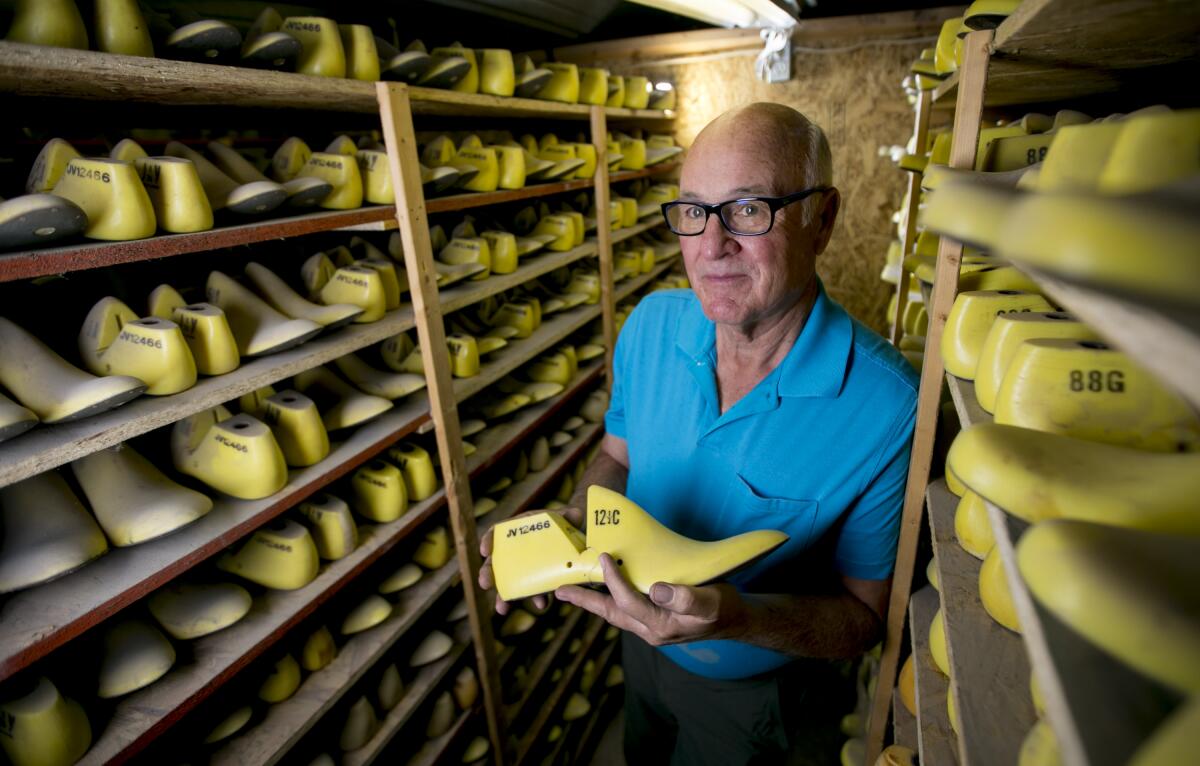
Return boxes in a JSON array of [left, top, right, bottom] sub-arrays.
[[341, 624, 473, 766], [1014, 263, 1200, 412], [0, 304, 417, 490], [465, 362, 603, 479], [405, 706, 478, 766], [893, 690, 918, 751], [424, 164, 678, 215], [78, 491, 448, 765], [514, 616, 605, 765], [474, 423, 603, 534], [909, 585, 959, 766], [927, 479, 1036, 766], [933, 0, 1200, 106], [439, 241, 598, 316], [615, 257, 679, 303], [453, 303, 602, 403], [503, 609, 587, 721], [0, 206, 396, 284], [0, 399, 428, 683], [0, 44, 676, 123], [945, 373, 989, 429], [212, 577, 466, 766], [611, 219, 666, 246]]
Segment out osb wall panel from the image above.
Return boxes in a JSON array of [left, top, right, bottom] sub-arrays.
[[639, 42, 928, 333]]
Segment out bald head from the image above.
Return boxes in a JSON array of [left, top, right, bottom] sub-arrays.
[[691, 103, 833, 196]]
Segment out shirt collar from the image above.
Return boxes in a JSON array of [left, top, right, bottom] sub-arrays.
[[675, 278, 853, 399]]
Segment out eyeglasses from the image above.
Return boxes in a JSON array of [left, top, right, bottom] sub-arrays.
[[660, 187, 832, 236]]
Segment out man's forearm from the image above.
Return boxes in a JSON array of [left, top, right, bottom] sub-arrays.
[[730, 591, 882, 659], [566, 449, 628, 518]]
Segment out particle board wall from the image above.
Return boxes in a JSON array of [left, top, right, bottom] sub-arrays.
[[639, 41, 934, 333]]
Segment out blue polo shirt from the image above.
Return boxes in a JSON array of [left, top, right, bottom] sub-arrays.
[[605, 282, 918, 679]]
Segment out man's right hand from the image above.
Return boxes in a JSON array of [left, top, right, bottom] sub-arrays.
[[478, 506, 584, 615]]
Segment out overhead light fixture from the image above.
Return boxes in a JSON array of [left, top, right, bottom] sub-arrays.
[[626, 0, 798, 29], [654, 82, 674, 91]]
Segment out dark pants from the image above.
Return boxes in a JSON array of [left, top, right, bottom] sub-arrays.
[[622, 633, 852, 766]]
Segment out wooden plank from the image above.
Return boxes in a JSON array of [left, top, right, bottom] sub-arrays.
[[211, 569, 464, 766], [0, 206, 395, 284], [611, 219, 666, 245], [439, 242, 598, 316], [503, 610, 587, 721], [424, 166, 675, 217], [409, 86, 589, 119], [909, 586, 960, 766], [403, 706, 477, 766], [465, 362, 603, 480], [341, 624, 473, 766], [452, 303, 603, 404], [893, 690, 918, 751], [891, 88, 933, 346], [552, 7, 962, 63], [0, 42, 378, 112], [514, 617, 605, 765], [1013, 264, 1200, 412], [591, 106, 617, 388], [984, 500, 1181, 766], [865, 29, 993, 762], [376, 82, 505, 765], [78, 492, 448, 765], [935, 0, 1200, 106], [0, 398, 428, 683], [927, 480, 1036, 765], [0, 304, 416, 490]]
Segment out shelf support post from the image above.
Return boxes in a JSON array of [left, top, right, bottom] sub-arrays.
[[865, 28, 993, 763], [590, 106, 617, 388], [376, 82, 506, 766]]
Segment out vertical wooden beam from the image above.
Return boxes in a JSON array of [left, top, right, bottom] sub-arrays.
[[890, 88, 933, 347], [865, 28, 993, 763], [590, 106, 617, 388], [375, 82, 505, 766]]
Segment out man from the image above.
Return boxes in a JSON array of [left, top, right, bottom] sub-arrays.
[[481, 103, 918, 765]]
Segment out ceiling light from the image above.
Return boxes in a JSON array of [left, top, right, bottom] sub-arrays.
[[626, 0, 797, 28]]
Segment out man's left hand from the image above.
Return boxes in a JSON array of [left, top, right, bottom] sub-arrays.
[[555, 553, 750, 646]]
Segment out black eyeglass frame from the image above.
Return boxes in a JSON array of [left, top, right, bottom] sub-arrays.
[[660, 187, 833, 236]]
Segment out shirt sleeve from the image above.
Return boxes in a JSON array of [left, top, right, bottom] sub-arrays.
[[833, 398, 917, 580]]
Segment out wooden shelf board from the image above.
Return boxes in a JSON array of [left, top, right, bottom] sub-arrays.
[[404, 706, 478, 766], [0, 304, 418, 490], [611, 163, 681, 183], [213, 585, 466, 766], [341, 625, 473, 766], [0, 399, 428, 683], [615, 257, 678, 303], [438, 241, 598, 316], [474, 423, 603, 538], [453, 303, 602, 403], [514, 616, 605, 765], [927, 479, 1036, 766], [610, 219, 665, 245], [409, 87, 590, 118], [934, 0, 1200, 106], [1014, 263, 1200, 412], [78, 492, 448, 765], [465, 362, 603, 479], [984, 499, 1182, 766], [909, 586, 959, 766], [893, 690, 918, 751], [503, 609, 587, 722], [945, 373, 990, 429], [0, 206, 396, 284], [427, 178, 598, 214]]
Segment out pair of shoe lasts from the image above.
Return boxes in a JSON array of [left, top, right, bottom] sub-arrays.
[[79, 296, 198, 396], [274, 16, 378, 80], [489, 298, 543, 339], [0, 676, 92, 766], [294, 365, 394, 432], [349, 441, 438, 523], [438, 231, 521, 280], [8, 445, 217, 585], [171, 404, 288, 499], [420, 134, 530, 192], [635, 183, 682, 218], [614, 245, 656, 277], [217, 517, 320, 590], [206, 270, 323, 357], [532, 134, 597, 181], [442, 216, 544, 264], [297, 492, 359, 560], [0, 314, 145, 432], [300, 249, 402, 324], [489, 485, 787, 605], [383, 330, 498, 379], [237, 384, 330, 468]]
